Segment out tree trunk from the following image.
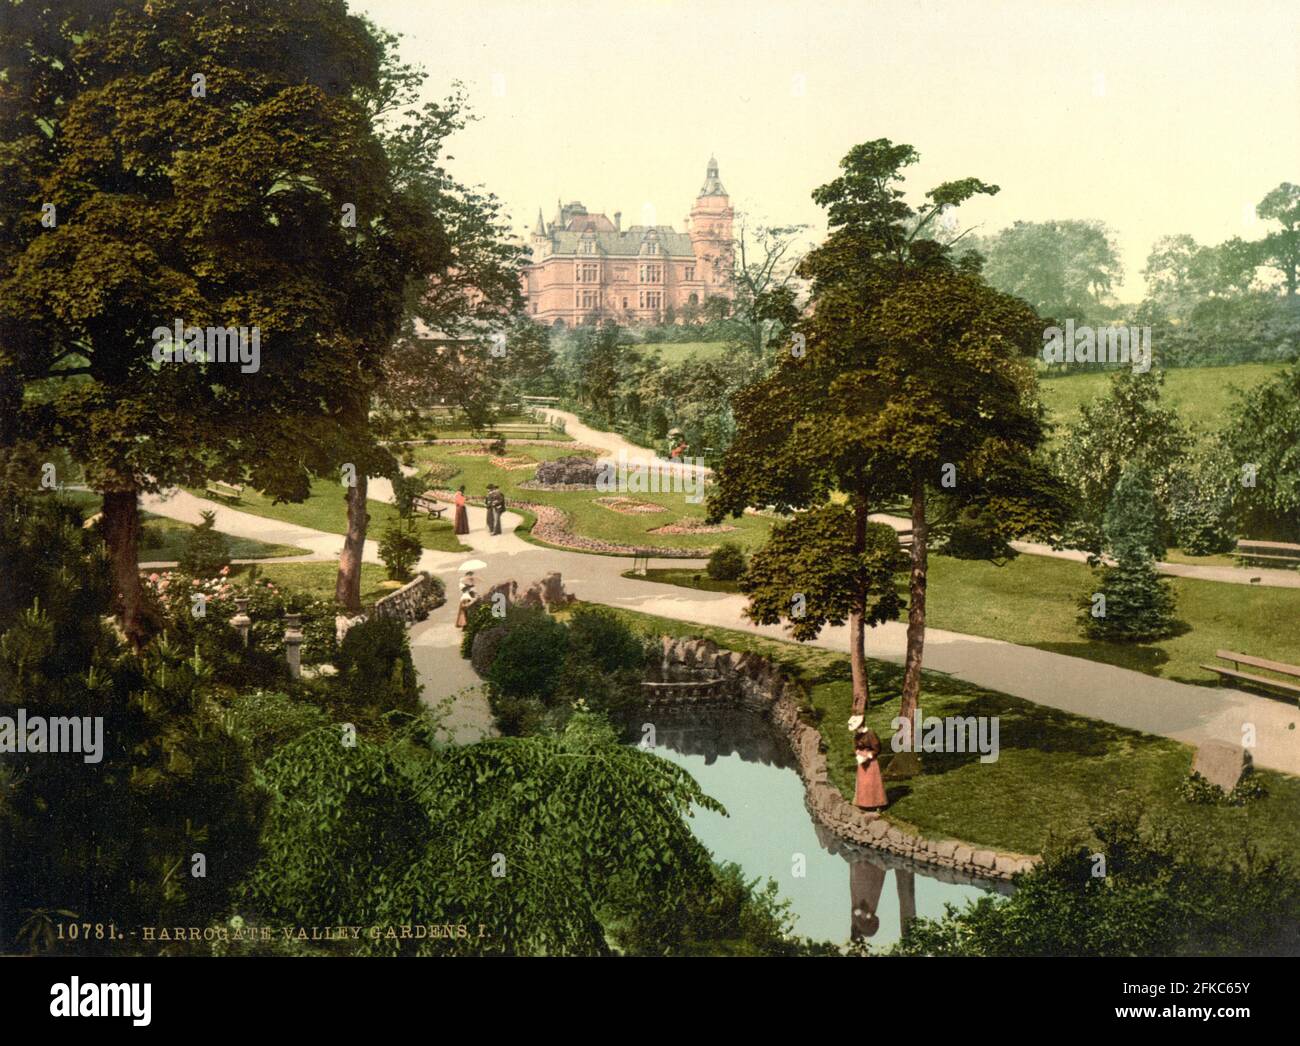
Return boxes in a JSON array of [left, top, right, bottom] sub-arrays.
[[100, 489, 159, 647], [335, 473, 369, 613], [892, 474, 928, 777], [849, 498, 871, 716]]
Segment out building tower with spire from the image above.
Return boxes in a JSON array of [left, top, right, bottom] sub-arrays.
[[688, 156, 735, 296], [520, 158, 735, 327]]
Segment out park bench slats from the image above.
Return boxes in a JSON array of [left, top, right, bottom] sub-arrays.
[[205, 481, 244, 502], [1212, 649, 1300, 678], [1199, 664, 1300, 696], [1231, 539, 1300, 568], [411, 491, 445, 519], [1201, 649, 1300, 698]]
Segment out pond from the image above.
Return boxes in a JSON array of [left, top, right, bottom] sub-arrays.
[[623, 710, 1010, 949]]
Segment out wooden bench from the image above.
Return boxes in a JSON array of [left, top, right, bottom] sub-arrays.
[[1230, 540, 1300, 568], [205, 480, 244, 503], [1200, 649, 1300, 699], [487, 425, 551, 440], [410, 492, 445, 520]]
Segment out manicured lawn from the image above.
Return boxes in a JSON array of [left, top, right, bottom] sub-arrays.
[[138, 515, 309, 562], [626, 551, 1300, 688], [190, 478, 468, 553], [602, 605, 1300, 863], [1040, 361, 1285, 444], [921, 553, 1300, 687], [60, 490, 308, 562], [647, 341, 732, 365], [247, 561, 392, 604], [410, 443, 774, 554]]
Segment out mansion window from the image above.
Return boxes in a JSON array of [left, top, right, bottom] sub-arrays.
[[613, 267, 629, 282], [638, 264, 662, 283], [575, 263, 599, 283], [579, 240, 596, 255], [576, 289, 599, 309], [684, 265, 695, 281], [639, 291, 662, 310]]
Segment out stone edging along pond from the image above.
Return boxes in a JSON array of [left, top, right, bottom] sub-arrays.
[[647, 636, 1040, 883]]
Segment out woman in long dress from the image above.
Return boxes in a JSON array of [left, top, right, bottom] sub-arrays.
[[453, 485, 469, 535], [853, 727, 888, 810], [454, 572, 476, 628]]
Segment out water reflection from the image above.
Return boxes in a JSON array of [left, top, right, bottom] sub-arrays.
[[622, 708, 1009, 947]]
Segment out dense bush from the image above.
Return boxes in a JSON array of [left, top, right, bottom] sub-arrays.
[[146, 572, 339, 665], [470, 623, 508, 677], [706, 542, 747, 581], [178, 510, 232, 576], [460, 601, 499, 659], [336, 615, 421, 711], [378, 517, 422, 580], [891, 813, 1300, 956], [487, 607, 569, 703]]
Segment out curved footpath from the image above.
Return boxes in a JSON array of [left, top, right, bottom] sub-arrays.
[[139, 475, 1300, 775]]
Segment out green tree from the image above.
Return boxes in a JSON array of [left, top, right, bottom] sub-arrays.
[[1079, 466, 1180, 642], [0, 1, 443, 641], [710, 140, 1070, 739], [1051, 370, 1192, 555], [242, 710, 731, 955], [976, 219, 1124, 324], [742, 509, 905, 709], [1224, 361, 1300, 541], [1255, 182, 1299, 301]]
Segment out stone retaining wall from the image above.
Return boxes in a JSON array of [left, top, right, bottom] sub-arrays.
[[372, 571, 443, 623], [648, 636, 1039, 883]]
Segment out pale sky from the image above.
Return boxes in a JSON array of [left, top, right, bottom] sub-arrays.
[[354, 0, 1300, 300]]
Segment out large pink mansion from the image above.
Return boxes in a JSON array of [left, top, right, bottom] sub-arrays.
[[522, 158, 735, 327]]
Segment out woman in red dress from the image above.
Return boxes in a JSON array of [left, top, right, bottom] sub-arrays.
[[853, 728, 888, 810], [453, 485, 469, 535]]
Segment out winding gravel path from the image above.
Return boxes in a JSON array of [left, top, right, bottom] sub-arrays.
[[138, 476, 1300, 775]]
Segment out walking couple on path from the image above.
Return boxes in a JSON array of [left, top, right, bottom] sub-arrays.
[[453, 483, 506, 536]]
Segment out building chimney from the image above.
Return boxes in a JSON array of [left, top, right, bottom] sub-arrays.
[[614, 211, 621, 231]]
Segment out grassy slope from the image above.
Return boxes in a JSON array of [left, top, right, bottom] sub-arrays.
[[1039, 361, 1285, 444], [646, 341, 731, 365], [604, 605, 1300, 862]]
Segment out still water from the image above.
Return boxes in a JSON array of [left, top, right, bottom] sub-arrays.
[[626, 710, 1007, 949]]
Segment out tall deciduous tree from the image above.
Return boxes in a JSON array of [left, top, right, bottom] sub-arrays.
[[0, 0, 443, 641], [1255, 182, 1300, 301], [709, 140, 1069, 756]]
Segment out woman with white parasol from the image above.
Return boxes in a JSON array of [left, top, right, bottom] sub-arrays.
[[455, 559, 487, 628]]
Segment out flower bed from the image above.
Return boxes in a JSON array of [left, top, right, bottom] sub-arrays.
[[144, 569, 340, 664]]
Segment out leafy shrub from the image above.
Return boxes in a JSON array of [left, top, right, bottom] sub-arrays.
[[890, 812, 1300, 956], [178, 510, 231, 576], [378, 518, 422, 581], [1181, 768, 1267, 806], [336, 615, 420, 711], [390, 474, 426, 519], [460, 602, 499, 659], [559, 605, 648, 716], [486, 608, 568, 703], [706, 542, 747, 581], [470, 624, 507, 677]]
